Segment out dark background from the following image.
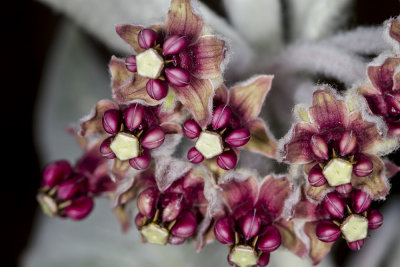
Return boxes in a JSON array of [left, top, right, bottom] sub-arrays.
[[2, 0, 399, 266]]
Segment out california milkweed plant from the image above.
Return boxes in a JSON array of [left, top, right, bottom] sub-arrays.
[[36, 0, 400, 266]]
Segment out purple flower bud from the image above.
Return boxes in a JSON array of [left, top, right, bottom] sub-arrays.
[[257, 225, 281, 252], [308, 164, 327, 187], [347, 239, 365, 251], [353, 154, 373, 177], [240, 210, 261, 240], [214, 217, 235, 245], [125, 55, 137, 72], [323, 192, 344, 218], [138, 29, 158, 49], [187, 147, 204, 164], [257, 253, 270, 267], [163, 35, 189, 56], [171, 211, 197, 238], [42, 160, 72, 188], [368, 209, 383, 229], [352, 190, 371, 213], [165, 68, 191, 87], [124, 103, 144, 131], [102, 109, 121, 134], [57, 175, 88, 200], [225, 128, 251, 147], [141, 126, 165, 149], [183, 119, 201, 139], [64, 196, 94, 220], [146, 79, 169, 100], [137, 187, 159, 218], [212, 105, 232, 130], [217, 150, 238, 170], [339, 131, 357, 156], [316, 220, 340, 242], [310, 135, 329, 160], [162, 194, 183, 222], [100, 137, 116, 159], [168, 235, 186, 245], [129, 149, 151, 170], [386, 93, 400, 112], [335, 183, 352, 195], [135, 213, 146, 229]]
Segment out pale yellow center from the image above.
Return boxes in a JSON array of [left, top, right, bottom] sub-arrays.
[[136, 48, 164, 79], [110, 132, 139, 161], [230, 245, 258, 267], [322, 158, 353, 186], [140, 223, 169, 245], [195, 131, 224, 159], [341, 214, 368, 242]]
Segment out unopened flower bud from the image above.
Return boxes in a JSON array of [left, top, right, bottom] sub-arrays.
[[257, 225, 281, 252], [353, 154, 373, 177], [129, 149, 151, 170], [146, 79, 169, 100], [135, 213, 146, 229], [308, 164, 327, 187], [335, 183, 352, 195], [240, 210, 261, 240], [339, 131, 358, 156], [214, 217, 235, 244], [100, 137, 116, 159], [42, 160, 72, 188], [316, 220, 340, 242], [386, 93, 400, 112], [257, 253, 270, 267], [125, 55, 137, 72], [347, 239, 365, 251], [137, 187, 159, 218], [124, 103, 144, 131], [57, 175, 88, 200], [352, 190, 371, 213], [171, 211, 197, 238], [368, 209, 383, 229], [225, 128, 251, 147], [183, 119, 201, 139], [217, 150, 238, 170], [64, 196, 94, 220], [163, 35, 189, 55], [165, 68, 191, 87], [141, 126, 165, 149], [212, 105, 232, 130], [310, 135, 329, 160], [168, 235, 186, 245], [138, 29, 158, 49], [162, 194, 183, 222], [187, 147, 204, 164], [323, 192, 344, 218], [102, 109, 121, 134]]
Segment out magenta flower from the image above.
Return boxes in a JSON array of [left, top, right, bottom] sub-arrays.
[[280, 88, 389, 201], [111, 0, 225, 128], [183, 76, 277, 170]]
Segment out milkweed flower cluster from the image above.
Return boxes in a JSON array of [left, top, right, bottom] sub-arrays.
[[37, 1, 400, 266]]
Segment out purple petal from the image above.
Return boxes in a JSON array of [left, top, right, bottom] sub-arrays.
[[348, 111, 382, 152], [213, 85, 229, 106], [367, 57, 400, 93], [242, 119, 277, 159], [304, 221, 335, 265], [275, 220, 307, 258]]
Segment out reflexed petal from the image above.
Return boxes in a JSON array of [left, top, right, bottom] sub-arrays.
[[306, 183, 331, 202], [309, 89, 349, 130], [304, 221, 334, 265], [165, 0, 204, 43], [213, 85, 229, 106], [275, 220, 307, 258], [172, 77, 213, 128], [358, 84, 387, 116], [80, 100, 119, 136], [115, 24, 162, 53], [283, 122, 319, 164], [293, 189, 319, 221], [367, 57, 400, 93], [243, 119, 277, 159], [154, 157, 192, 192], [348, 111, 382, 153], [385, 161, 400, 179], [389, 19, 400, 44], [189, 36, 225, 79], [351, 154, 389, 199], [229, 75, 273, 122], [109, 56, 132, 90]]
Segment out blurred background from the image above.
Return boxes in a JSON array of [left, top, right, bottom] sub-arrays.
[[2, 0, 400, 266]]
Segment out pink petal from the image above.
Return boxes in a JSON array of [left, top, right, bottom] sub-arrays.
[[109, 56, 133, 91], [115, 24, 162, 53], [275, 219, 307, 258], [385, 161, 400, 179], [243, 119, 277, 159], [358, 84, 387, 116], [348, 111, 382, 152], [165, 0, 204, 44], [283, 122, 319, 164], [389, 19, 400, 45], [80, 100, 119, 136], [303, 221, 334, 265], [309, 89, 349, 130], [172, 77, 213, 128], [367, 57, 400, 93], [351, 154, 389, 200], [229, 75, 273, 122]]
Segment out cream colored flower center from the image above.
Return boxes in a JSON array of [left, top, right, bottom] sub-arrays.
[[341, 214, 368, 242], [322, 158, 353, 186], [110, 132, 139, 161], [230, 245, 258, 267], [136, 48, 165, 79], [195, 131, 224, 159], [140, 223, 169, 245]]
